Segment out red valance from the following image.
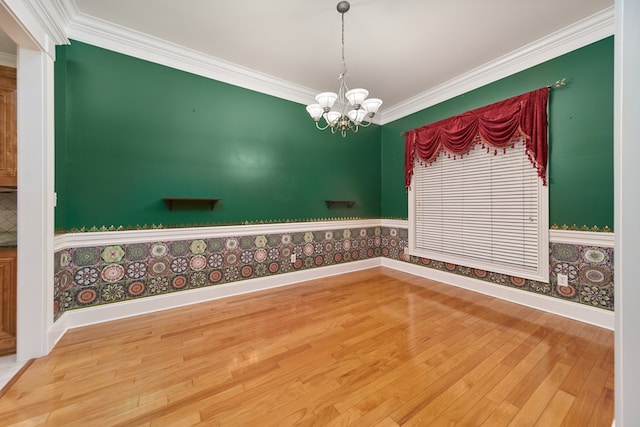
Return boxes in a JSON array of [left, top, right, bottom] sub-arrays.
[[405, 88, 549, 187]]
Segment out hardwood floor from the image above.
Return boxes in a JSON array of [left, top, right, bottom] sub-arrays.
[[0, 267, 613, 426]]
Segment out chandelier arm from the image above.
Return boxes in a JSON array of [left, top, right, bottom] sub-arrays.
[[315, 121, 331, 131]]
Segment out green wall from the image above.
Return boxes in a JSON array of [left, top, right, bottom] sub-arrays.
[[55, 41, 382, 231], [381, 37, 614, 230], [56, 37, 613, 232], [55, 45, 68, 229]]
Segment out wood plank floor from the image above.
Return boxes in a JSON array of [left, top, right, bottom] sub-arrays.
[[0, 267, 614, 426]]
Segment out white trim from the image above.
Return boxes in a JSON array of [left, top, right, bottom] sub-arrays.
[[0, 51, 15, 67], [0, 354, 25, 391], [382, 257, 614, 330], [381, 218, 408, 228], [53, 219, 382, 251], [16, 48, 55, 361], [615, 0, 640, 424], [48, 259, 381, 349], [549, 229, 615, 247], [18, 0, 69, 51], [380, 7, 615, 124], [61, 4, 318, 107], [0, 0, 68, 58], [54, 219, 616, 252], [380, 219, 616, 248]]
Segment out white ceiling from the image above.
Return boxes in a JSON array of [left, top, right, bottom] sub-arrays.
[[3, 0, 614, 119]]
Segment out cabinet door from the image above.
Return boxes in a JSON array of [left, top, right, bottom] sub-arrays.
[[0, 248, 16, 356], [0, 65, 17, 187]]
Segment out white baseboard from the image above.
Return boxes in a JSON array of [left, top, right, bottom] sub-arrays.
[[47, 258, 381, 351], [48, 247, 615, 351], [382, 258, 614, 330]]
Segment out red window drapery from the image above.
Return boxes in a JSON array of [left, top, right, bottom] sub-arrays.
[[404, 88, 549, 188]]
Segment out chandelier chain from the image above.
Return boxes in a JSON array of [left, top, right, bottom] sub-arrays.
[[341, 11, 346, 70]]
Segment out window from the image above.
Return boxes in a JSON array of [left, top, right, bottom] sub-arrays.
[[407, 138, 549, 282]]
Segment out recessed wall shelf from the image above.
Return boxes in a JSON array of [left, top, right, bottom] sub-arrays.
[[163, 198, 220, 211], [325, 200, 356, 209]]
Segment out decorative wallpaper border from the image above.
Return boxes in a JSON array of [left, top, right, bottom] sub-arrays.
[[53, 221, 615, 324], [54, 224, 384, 321], [550, 223, 613, 232], [387, 229, 613, 311]]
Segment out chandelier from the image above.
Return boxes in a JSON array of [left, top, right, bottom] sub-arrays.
[[305, 1, 382, 137]]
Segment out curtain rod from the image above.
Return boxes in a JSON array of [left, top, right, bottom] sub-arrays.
[[547, 77, 567, 89]]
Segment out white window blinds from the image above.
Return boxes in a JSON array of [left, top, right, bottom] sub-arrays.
[[408, 139, 549, 282]]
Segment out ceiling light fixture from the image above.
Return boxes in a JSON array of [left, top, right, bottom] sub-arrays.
[[305, 1, 382, 137]]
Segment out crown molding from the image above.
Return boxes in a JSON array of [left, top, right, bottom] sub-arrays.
[[30, 0, 71, 42], [61, 1, 318, 106], [54, 3, 612, 122], [1, 0, 69, 57], [380, 6, 615, 124]]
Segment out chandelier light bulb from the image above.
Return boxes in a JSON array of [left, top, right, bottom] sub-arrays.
[[362, 98, 383, 114], [325, 111, 342, 126], [306, 104, 324, 121], [347, 109, 367, 124], [345, 88, 369, 108], [315, 92, 338, 110]]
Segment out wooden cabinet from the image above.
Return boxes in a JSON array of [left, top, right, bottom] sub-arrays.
[[0, 247, 16, 356], [0, 65, 17, 187]]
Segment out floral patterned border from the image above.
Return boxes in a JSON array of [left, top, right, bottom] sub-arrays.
[[386, 228, 614, 311], [53, 226, 614, 321], [54, 227, 383, 320]]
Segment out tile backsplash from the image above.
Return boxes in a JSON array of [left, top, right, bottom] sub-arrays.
[[0, 192, 17, 232]]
